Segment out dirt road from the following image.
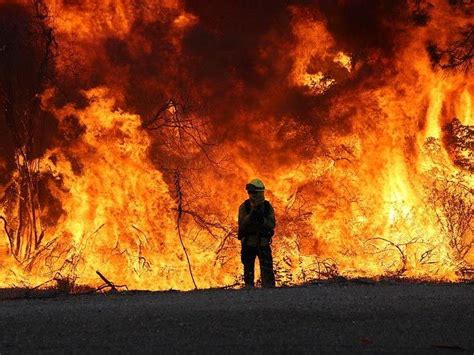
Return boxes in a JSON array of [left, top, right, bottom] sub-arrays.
[[0, 282, 472, 353]]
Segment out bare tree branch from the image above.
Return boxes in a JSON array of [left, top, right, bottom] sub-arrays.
[[174, 170, 198, 290]]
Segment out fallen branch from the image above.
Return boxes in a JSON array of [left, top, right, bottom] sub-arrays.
[[95, 270, 128, 293]]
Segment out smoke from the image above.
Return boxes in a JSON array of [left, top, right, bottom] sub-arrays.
[[49, 1, 412, 146]]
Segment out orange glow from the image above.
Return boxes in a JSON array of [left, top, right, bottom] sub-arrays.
[[0, 0, 472, 290]]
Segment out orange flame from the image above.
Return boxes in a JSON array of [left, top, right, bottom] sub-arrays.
[[0, 0, 472, 290]]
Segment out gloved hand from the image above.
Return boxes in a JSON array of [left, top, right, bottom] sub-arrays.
[[251, 207, 264, 224]]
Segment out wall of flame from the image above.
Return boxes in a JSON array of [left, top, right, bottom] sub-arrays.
[[0, 0, 472, 290]]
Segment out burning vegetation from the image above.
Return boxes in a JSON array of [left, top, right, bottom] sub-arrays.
[[0, 0, 472, 291]]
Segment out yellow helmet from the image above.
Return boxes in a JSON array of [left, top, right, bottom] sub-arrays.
[[246, 178, 265, 192]]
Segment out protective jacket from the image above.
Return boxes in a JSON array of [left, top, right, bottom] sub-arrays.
[[238, 199, 275, 247]]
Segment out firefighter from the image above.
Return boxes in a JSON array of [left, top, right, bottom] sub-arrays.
[[238, 178, 276, 288]]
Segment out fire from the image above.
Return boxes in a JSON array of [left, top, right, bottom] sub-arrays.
[[333, 51, 352, 72], [0, 0, 472, 290]]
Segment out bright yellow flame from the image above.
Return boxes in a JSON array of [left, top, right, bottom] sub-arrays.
[[333, 51, 352, 72], [457, 88, 472, 125]]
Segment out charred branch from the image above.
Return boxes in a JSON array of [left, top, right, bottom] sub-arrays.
[[143, 98, 220, 167], [365, 237, 421, 277], [428, 177, 473, 269], [427, 25, 474, 71], [174, 170, 198, 290], [96, 271, 118, 292], [131, 225, 152, 275], [444, 118, 473, 172], [95, 271, 128, 293], [315, 258, 340, 279], [0, 0, 56, 262]]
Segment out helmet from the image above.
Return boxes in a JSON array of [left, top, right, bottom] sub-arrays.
[[246, 178, 265, 192]]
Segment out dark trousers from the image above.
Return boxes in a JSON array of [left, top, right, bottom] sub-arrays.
[[241, 244, 275, 287]]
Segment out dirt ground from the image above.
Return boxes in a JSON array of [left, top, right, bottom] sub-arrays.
[[0, 282, 472, 354]]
